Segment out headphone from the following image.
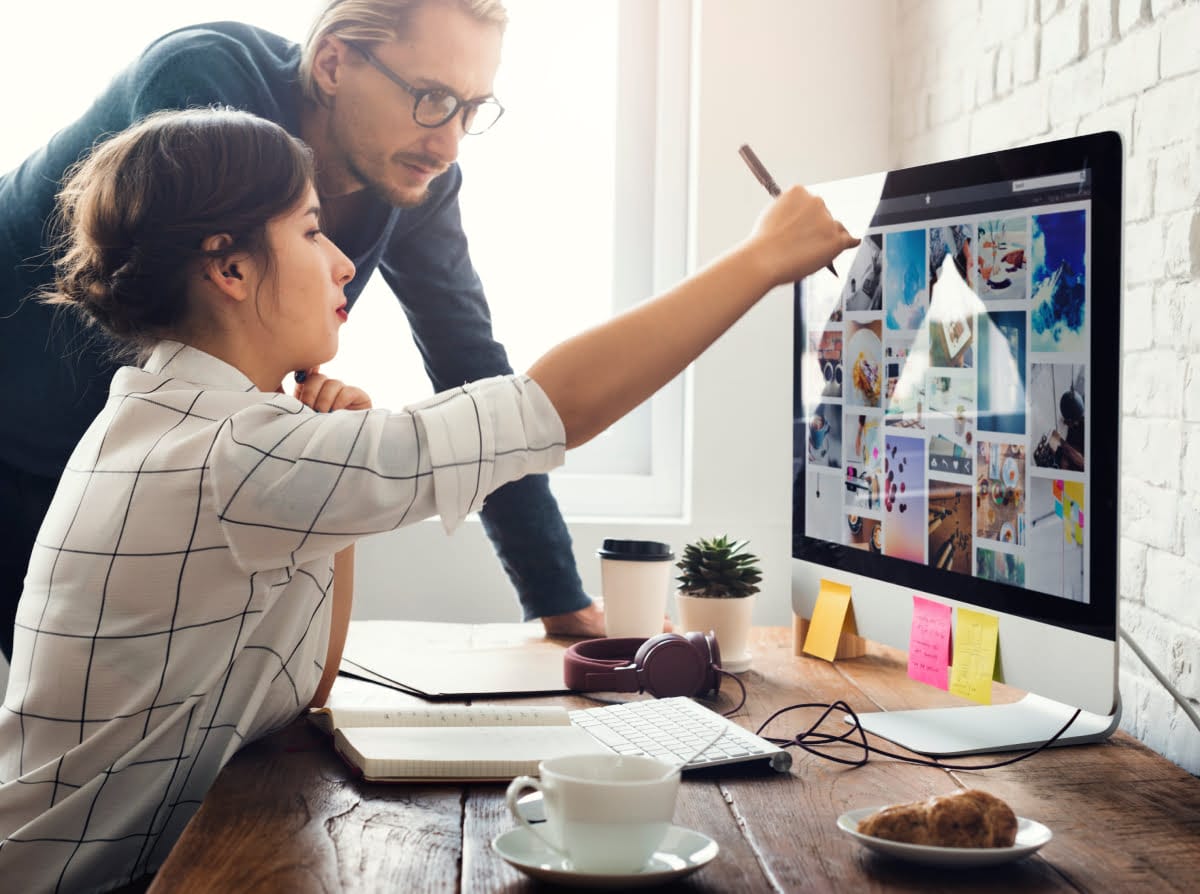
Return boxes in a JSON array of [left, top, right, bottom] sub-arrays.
[[563, 631, 722, 698]]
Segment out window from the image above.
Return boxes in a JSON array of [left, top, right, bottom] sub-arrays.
[[2, 0, 691, 518], [329, 0, 692, 518]]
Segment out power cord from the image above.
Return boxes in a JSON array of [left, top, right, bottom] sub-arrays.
[[753, 699, 1082, 770], [1120, 625, 1200, 733]]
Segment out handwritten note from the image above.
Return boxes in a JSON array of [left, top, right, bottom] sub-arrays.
[[803, 580, 854, 661], [907, 595, 952, 690], [948, 607, 999, 704]]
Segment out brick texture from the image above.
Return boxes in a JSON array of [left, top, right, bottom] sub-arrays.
[[891, 0, 1200, 774]]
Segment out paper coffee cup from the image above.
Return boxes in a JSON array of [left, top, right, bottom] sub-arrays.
[[597, 539, 674, 638]]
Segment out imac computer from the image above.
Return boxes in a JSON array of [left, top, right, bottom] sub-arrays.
[[792, 131, 1123, 756]]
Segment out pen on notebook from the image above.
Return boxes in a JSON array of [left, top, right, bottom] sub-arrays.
[[738, 143, 838, 277]]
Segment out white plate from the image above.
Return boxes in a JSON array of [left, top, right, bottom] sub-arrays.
[[837, 807, 1051, 867], [845, 327, 882, 406], [1002, 455, 1020, 488], [492, 823, 718, 888]]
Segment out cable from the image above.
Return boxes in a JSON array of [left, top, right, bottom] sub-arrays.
[[712, 668, 747, 716], [753, 699, 1082, 771], [1120, 626, 1200, 733]]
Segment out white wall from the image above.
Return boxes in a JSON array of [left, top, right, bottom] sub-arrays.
[[889, 0, 1200, 773], [351, 0, 890, 627]]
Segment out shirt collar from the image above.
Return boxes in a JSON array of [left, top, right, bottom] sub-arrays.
[[143, 341, 260, 393]]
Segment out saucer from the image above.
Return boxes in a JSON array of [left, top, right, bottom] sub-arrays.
[[492, 824, 718, 888], [837, 807, 1051, 867]]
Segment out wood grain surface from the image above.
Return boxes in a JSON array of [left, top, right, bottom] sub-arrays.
[[150, 625, 1200, 893]]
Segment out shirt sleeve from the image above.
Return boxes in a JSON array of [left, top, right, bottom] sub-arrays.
[[209, 376, 565, 573]]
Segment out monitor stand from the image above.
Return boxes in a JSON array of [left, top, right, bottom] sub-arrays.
[[850, 693, 1122, 757]]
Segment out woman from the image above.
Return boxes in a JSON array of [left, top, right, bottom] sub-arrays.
[[0, 107, 854, 891]]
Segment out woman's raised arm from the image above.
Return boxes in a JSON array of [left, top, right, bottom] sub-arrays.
[[528, 185, 857, 448]]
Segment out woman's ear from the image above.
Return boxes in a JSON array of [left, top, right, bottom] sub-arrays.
[[200, 234, 252, 303], [310, 36, 351, 100]]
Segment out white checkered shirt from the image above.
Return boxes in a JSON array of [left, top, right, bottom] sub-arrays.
[[0, 341, 565, 892]]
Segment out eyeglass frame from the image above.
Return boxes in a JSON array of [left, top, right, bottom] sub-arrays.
[[344, 40, 505, 135]]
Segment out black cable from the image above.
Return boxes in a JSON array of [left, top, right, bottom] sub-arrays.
[[712, 668, 747, 716], [753, 700, 1082, 770]]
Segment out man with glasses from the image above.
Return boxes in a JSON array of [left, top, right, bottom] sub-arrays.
[[0, 0, 605, 662]]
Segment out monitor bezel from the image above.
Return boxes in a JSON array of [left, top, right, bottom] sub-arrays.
[[792, 131, 1121, 642]]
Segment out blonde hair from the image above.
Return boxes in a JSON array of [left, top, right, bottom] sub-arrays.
[[300, 0, 508, 104]]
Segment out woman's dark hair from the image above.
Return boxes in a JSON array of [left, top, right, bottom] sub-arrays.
[[41, 107, 315, 353]]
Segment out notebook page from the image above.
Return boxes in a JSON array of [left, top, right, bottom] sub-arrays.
[[334, 724, 606, 781], [310, 704, 570, 734]]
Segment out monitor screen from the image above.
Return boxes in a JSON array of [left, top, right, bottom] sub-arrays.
[[791, 132, 1122, 743]]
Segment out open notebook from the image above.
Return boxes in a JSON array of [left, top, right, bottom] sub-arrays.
[[310, 697, 792, 783], [310, 704, 605, 782]]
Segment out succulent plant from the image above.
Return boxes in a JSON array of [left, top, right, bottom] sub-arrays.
[[675, 536, 762, 598]]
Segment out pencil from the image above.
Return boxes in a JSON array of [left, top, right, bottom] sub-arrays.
[[738, 144, 838, 277]]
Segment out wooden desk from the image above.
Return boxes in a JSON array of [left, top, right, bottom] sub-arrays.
[[150, 626, 1200, 892]]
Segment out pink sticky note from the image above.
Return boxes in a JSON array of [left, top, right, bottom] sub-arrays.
[[908, 595, 952, 690]]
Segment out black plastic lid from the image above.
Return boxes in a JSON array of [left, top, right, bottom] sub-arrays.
[[596, 539, 674, 561]]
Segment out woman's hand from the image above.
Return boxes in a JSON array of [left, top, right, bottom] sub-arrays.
[[744, 185, 859, 287], [293, 369, 373, 412]]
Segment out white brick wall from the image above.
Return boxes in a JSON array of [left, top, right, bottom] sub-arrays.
[[891, 0, 1200, 774]]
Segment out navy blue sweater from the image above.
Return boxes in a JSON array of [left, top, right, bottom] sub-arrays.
[[0, 22, 587, 618]]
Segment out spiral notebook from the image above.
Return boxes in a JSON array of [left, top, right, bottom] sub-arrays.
[[310, 704, 605, 782]]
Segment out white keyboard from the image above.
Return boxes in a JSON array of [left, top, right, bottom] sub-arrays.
[[569, 697, 792, 773]]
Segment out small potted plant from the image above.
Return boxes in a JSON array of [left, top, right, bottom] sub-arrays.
[[675, 536, 761, 672]]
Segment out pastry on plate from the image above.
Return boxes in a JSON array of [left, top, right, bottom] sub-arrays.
[[857, 789, 1018, 848]]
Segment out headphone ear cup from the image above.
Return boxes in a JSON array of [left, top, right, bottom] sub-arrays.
[[634, 633, 706, 698], [683, 630, 722, 697]]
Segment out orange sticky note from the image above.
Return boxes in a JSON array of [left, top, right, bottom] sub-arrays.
[[948, 607, 999, 704], [803, 580, 854, 661], [908, 595, 952, 690]]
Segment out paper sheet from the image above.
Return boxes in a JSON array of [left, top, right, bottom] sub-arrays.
[[948, 607, 999, 704], [907, 595, 952, 689], [802, 580, 854, 661]]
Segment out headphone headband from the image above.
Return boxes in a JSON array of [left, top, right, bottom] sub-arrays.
[[563, 631, 722, 698]]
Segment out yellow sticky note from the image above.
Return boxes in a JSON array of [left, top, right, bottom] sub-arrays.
[[1064, 481, 1085, 546], [803, 580, 853, 661], [948, 607, 999, 704]]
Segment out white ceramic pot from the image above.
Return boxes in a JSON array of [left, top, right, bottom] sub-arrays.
[[674, 592, 757, 672]]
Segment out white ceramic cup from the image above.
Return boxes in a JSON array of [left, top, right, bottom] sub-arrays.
[[597, 539, 674, 638], [505, 753, 680, 874]]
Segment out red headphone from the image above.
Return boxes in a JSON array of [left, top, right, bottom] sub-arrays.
[[563, 631, 722, 698]]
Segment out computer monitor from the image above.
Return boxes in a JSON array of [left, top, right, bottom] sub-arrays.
[[791, 131, 1123, 756]]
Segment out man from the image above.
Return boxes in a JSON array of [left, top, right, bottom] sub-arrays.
[[0, 0, 604, 658]]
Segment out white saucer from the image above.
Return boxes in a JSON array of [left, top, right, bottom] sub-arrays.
[[837, 807, 1052, 867], [492, 823, 718, 888]]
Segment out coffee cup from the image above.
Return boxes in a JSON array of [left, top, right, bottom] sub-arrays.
[[597, 539, 673, 637], [505, 753, 680, 873]]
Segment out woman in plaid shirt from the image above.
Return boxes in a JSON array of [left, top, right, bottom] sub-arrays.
[[0, 107, 853, 891]]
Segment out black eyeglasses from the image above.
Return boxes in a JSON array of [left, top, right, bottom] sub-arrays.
[[347, 41, 504, 135]]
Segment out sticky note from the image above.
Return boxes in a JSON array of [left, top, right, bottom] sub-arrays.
[[1064, 481, 1085, 546], [803, 580, 854, 661], [908, 595, 952, 690], [948, 607, 999, 704]]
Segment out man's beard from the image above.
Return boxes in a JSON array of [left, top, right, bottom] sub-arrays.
[[347, 156, 435, 210]]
